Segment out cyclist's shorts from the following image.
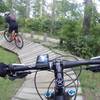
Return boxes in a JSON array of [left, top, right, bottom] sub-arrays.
[[9, 22, 18, 33]]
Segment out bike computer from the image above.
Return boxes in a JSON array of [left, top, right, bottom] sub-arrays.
[[36, 54, 49, 63], [36, 54, 49, 69]]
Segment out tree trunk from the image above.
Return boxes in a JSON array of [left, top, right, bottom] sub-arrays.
[[40, 0, 43, 17], [26, 0, 30, 18], [83, 0, 92, 35], [50, 0, 56, 35]]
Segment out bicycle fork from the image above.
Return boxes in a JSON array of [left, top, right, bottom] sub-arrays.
[[44, 89, 76, 100], [44, 60, 76, 100]]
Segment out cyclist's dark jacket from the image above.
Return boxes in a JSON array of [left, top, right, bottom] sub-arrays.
[[5, 15, 18, 33]]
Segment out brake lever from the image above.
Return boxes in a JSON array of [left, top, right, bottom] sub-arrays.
[[8, 71, 31, 80], [86, 65, 100, 72]]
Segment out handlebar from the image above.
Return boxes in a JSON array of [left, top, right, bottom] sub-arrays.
[[1, 59, 100, 77], [0, 56, 100, 100]]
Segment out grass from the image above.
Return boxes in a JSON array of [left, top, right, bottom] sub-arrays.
[[0, 47, 19, 64], [0, 47, 24, 100], [79, 70, 100, 100]]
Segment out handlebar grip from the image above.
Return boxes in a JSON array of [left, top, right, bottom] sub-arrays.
[[9, 64, 35, 72], [86, 65, 100, 72], [0, 63, 9, 77], [62, 60, 83, 68], [62, 60, 100, 69], [0, 63, 35, 77]]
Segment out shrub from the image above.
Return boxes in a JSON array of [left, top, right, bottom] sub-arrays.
[[41, 18, 51, 33], [64, 34, 100, 59], [0, 16, 5, 30]]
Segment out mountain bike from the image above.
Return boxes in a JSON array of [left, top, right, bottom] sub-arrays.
[[0, 54, 100, 100], [3, 29, 24, 49]]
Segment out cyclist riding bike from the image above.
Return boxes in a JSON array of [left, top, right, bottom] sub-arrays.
[[4, 12, 18, 35], [4, 12, 24, 49]]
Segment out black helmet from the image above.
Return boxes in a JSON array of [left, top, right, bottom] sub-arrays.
[[4, 12, 10, 16]]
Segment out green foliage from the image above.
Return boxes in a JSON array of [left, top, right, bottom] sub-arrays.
[[57, 19, 81, 39], [55, 16, 100, 59], [16, 5, 26, 18], [0, 1, 8, 12], [42, 18, 51, 33], [18, 17, 52, 33], [91, 24, 100, 35], [65, 35, 90, 58], [28, 17, 42, 31], [17, 18, 25, 27], [63, 34, 100, 59], [0, 16, 5, 30], [0, 1, 9, 30], [0, 16, 4, 24], [54, 16, 100, 59]]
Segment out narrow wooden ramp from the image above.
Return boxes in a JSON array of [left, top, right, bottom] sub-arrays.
[[0, 34, 83, 100]]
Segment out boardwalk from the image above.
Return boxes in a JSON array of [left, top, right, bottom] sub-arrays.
[[0, 33, 83, 100]]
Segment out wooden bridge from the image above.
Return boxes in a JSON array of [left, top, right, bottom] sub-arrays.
[[0, 33, 83, 100]]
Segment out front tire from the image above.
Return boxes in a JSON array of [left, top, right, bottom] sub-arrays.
[[4, 31, 12, 42], [15, 34, 24, 49]]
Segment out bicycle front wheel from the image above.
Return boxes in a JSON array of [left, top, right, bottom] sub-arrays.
[[4, 31, 12, 42], [15, 34, 24, 49]]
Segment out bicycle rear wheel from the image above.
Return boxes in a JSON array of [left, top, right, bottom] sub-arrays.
[[4, 31, 12, 42], [15, 34, 24, 49]]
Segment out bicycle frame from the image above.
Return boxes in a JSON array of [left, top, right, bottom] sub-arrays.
[[10, 31, 17, 41]]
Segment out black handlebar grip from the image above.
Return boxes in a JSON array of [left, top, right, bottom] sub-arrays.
[[0, 63, 8, 77], [86, 65, 100, 72]]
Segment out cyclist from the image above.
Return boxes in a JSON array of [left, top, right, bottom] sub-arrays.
[[4, 12, 18, 35]]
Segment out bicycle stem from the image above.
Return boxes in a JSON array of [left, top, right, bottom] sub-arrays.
[[53, 60, 65, 100]]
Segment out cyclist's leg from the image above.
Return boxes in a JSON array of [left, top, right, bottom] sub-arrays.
[[9, 22, 18, 37], [8, 25, 12, 33], [12, 30, 15, 39], [8, 25, 13, 36], [15, 23, 18, 34], [12, 22, 18, 35]]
